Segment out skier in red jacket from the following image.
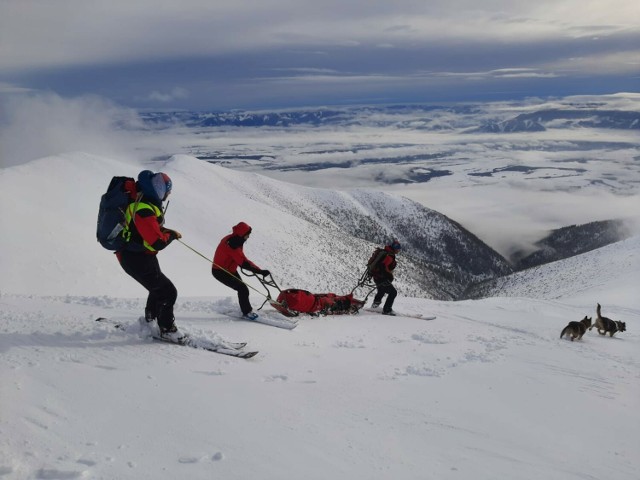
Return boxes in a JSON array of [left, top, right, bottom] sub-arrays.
[[212, 222, 270, 320], [370, 240, 401, 316], [117, 170, 183, 340]]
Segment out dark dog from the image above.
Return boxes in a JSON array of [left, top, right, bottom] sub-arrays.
[[560, 316, 592, 341], [590, 303, 626, 337]]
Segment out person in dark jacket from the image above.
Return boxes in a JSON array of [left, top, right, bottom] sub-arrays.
[[212, 222, 270, 321], [117, 170, 182, 340], [370, 239, 401, 316]]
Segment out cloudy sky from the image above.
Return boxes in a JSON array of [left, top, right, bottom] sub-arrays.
[[1, 0, 639, 110]]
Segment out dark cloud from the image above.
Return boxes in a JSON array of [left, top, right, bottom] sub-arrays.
[[0, 1, 638, 109]]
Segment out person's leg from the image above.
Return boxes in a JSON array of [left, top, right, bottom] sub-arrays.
[[212, 269, 252, 315], [382, 284, 397, 314], [372, 280, 388, 307], [153, 273, 178, 330], [120, 252, 177, 329]]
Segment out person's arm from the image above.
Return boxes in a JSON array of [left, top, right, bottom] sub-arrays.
[[135, 211, 176, 250], [240, 258, 266, 274]]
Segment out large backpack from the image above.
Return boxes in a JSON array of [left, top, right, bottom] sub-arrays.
[[96, 176, 137, 251], [366, 248, 387, 277]]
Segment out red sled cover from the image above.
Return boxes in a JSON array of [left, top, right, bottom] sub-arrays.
[[272, 289, 365, 317]]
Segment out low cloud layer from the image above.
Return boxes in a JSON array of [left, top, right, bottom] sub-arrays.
[[0, 94, 144, 168]]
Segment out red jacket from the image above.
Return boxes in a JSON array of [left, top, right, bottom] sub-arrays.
[[212, 222, 261, 274]]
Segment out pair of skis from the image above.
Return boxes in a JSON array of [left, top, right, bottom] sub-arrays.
[[95, 317, 258, 359], [96, 307, 299, 358]]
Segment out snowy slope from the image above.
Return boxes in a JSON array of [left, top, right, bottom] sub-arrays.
[[0, 153, 638, 480], [466, 234, 640, 305], [0, 152, 380, 298], [0, 152, 507, 300], [1, 292, 637, 479]]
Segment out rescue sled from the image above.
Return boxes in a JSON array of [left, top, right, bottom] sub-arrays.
[[272, 289, 365, 317], [245, 270, 366, 318]]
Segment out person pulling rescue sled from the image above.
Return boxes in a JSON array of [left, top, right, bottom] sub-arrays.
[[369, 239, 401, 315], [212, 222, 271, 321], [114, 170, 183, 341]]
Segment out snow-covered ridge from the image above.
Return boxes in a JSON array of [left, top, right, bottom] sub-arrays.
[[0, 152, 508, 300]]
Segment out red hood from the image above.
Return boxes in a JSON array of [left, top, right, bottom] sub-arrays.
[[232, 222, 252, 236]]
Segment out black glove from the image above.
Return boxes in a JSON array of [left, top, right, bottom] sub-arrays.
[[259, 269, 271, 276], [167, 229, 182, 241]]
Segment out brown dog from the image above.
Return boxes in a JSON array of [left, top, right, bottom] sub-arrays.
[[590, 303, 626, 337], [560, 316, 592, 341]]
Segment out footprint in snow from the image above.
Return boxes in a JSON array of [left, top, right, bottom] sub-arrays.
[[177, 452, 225, 463], [264, 374, 288, 382], [334, 338, 365, 349], [194, 370, 226, 376], [401, 364, 443, 378], [35, 468, 85, 479], [411, 333, 448, 345]]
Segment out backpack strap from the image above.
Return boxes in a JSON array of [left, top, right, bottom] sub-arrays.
[[129, 192, 143, 226], [122, 194, 160, 248]]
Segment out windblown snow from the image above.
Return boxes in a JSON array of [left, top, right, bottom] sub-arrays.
[[0, 153, 638, 480]]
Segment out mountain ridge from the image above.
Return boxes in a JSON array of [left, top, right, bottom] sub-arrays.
[[0, 153, 510, 300], [1, 152, 633, 302]]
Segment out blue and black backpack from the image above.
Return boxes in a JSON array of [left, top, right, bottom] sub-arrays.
[[96, 176, 137, 251]]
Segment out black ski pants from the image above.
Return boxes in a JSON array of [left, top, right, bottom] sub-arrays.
[[212, 268, 252, 315], [119, 250, 177, 330], [373, 280, 397, 314]]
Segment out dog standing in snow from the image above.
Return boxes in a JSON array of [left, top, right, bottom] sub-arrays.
[[560, 316, 592, 341], [590, 303, 626, 337]]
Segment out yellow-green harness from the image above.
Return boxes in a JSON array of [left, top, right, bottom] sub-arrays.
[[122, 199, 163, 252]]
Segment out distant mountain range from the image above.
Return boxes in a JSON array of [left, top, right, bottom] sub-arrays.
[[139, 105, 640, 132], [469, 110, 640, 133]]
